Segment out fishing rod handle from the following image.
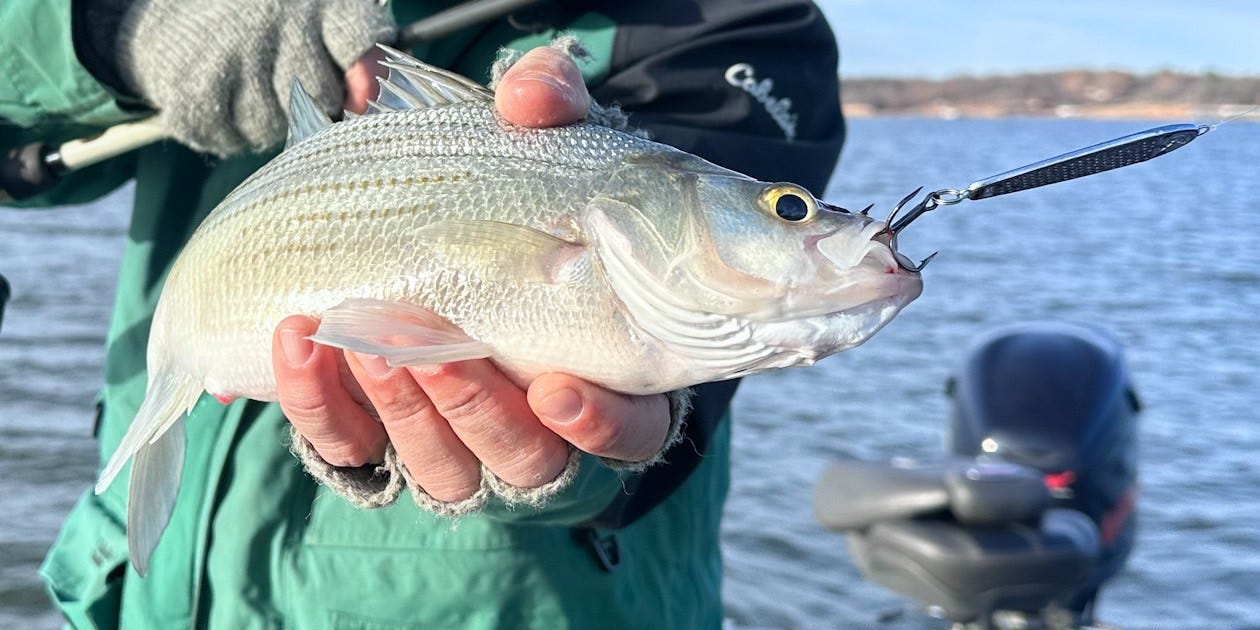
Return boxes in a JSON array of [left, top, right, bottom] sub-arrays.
[[52, 117, 167, 171], [0, 117, 163, 203]]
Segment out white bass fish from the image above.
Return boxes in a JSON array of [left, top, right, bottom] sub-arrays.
[[98, 48, 923, 574]]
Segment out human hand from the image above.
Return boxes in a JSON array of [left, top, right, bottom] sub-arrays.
[[113, 0, 395, 156], [274, 48, 670, 505]]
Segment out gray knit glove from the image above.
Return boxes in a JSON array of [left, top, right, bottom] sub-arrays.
[[115, 0, 395, 156]]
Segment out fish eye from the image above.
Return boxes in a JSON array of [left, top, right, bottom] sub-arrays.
[[763, 184, 817, 222]]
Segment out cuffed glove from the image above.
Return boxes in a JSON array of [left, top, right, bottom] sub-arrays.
[[100, 0, 395, 156], [290, 388, 694, 516]]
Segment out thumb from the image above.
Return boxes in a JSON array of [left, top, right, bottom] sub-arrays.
[[494, 47, 590, 128], [528, 374, 670, 464]]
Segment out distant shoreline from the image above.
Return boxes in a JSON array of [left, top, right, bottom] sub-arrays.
[[840, 70, 1260, 121]]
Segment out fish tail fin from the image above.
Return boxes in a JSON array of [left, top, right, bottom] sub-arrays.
[[94, 367, 202, 576]]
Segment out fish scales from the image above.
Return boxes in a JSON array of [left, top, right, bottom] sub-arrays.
[[165, 107, 647, 399]]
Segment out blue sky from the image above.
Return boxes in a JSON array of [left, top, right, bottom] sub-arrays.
[[816, 0, 1260, 78]]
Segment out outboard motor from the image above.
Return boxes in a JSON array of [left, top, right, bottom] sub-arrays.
[[815, 322, 1141, 629], [948, 322, 1140, 613]]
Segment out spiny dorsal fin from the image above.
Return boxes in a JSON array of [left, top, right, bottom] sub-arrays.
[[364, 44, 493, 115], [287, 79, 332, 147]]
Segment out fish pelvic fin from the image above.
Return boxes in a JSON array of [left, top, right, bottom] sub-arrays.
[[127, 416, 186, 577], [94, 367, 201, 577], [367, 44, 493, 116], [97, 368, 203, 496], [286, 78, 333, 147], [310, 299, 493, 366]]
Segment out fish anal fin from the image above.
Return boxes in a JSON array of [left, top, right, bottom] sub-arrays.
[[310, 299, 493, 366]]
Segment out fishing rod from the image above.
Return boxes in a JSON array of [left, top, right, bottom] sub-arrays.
[[0, 0, 542, 204]]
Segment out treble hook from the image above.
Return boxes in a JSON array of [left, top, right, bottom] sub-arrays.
[[884, 186, 923, 231], [877, 186, 943, 273], [888, 187, 969, 235], [898, 251, 938, 272]]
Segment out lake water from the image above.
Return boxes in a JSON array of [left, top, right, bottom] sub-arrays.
[[2, 118, 1258, 628]]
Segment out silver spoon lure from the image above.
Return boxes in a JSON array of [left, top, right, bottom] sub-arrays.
[[880, 122, 1212, 271]]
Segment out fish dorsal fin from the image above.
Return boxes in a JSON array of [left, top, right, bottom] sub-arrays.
[[287, 79, 332, 147], [365, 44, 493, 115]]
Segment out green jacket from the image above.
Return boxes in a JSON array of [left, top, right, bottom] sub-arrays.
[[3, 1, 843, 627]]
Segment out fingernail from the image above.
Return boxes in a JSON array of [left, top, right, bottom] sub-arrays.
[[538, 387, 583, 424], [516, 69, 567, 93], [352, 352, 393, 379], [281, 329, 314, 365]]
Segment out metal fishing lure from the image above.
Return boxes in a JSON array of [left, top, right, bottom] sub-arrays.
[[882, 122, 1210, 270]]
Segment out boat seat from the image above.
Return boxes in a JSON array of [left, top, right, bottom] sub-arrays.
[[848, 509, 1099, 621]]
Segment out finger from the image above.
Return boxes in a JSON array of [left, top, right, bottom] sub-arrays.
[[273, 315, 387, 466], [410, 360, 570, 488], [529, 374, 670, 463], [343, 46, 389, 114], [494, 47, 590, 128], [345, 352, 482, 502]]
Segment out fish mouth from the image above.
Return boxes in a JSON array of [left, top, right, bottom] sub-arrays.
[[753, 234, 922, 361], [874, 222, 938, 273], [818, 218, 922, 276], [866, 229, 924, 304], [854, 242, 924, 308], [867, 230, 923, 278], [794, 226, 922, 321], [816, 219, 920, 274]]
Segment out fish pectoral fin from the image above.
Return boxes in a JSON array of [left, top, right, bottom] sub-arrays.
[[310, 298, 493, 366], [128, 416, 186, 577], [418, 220, 586, 284]]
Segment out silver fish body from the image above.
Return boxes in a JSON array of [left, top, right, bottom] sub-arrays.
[[162, 103, 708, 398], [100, 49, 923, 574]]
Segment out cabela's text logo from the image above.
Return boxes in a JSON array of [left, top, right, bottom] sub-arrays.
[[724, 63, 799, 141]]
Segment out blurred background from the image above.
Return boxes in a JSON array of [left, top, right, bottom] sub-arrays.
[[723, 2, 1260, 628], [2, 1, 1259, 628]]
